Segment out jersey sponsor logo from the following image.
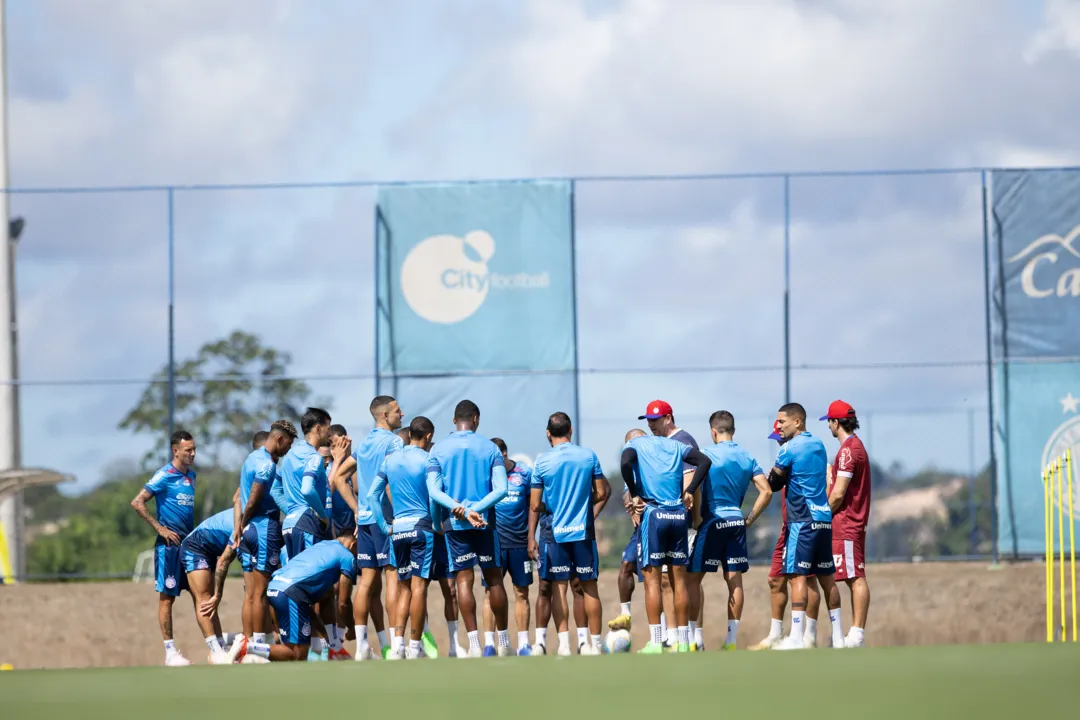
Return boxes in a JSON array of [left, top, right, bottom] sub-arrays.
[[455, 552, 476, 564], [839, 447, 852, 470], [177, 493, 195, 507], [817, 561, 833, 569], [392, 530, 418, 541], [575, 565, 594, 574], [358, 552, 373, 561], [266, 589, 279, 598], [811, 522, 832, 531], [550, 565, 571, 573], [376, 552, 389, 561], [727, 556, 748, 565], [809, 503, 831, 515], [400, 231, 550, 324], [797, 561, 811, 569], [479, 555, 493, 563], [668, 551, 687, 559], [553, 523, 586, 536], [712, 518, 744, 530], [648, 552, 665, 560], [1007, 224, 1080, 299], [655, 512, 685, 521], [705, 559, 722, 567]]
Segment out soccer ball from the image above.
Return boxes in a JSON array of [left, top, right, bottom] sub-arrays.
[[604, 629, 632, 654]]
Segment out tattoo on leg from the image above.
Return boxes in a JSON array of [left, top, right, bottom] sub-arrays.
[[164, 616, 173, 638]]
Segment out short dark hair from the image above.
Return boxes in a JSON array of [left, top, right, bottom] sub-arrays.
[[709, 410, 735, 435], [370, 395, 396, 417], [301, 407, 331, 435], [491, 437, 508, 454], [170, 430, 194, 447], [270, 419, 298, 439], [546, 412, 572, 439], [837, 416, 860, 433], [329, 423, 348, 437], [410, 416, 435, 441], [252, 430, 269, 449], [396, 427, 411, 442], [454, 399, 480, 422], [778, 403, 806, 423]]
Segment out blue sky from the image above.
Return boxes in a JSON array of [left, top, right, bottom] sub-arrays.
[[6, 0, 1080, 491]]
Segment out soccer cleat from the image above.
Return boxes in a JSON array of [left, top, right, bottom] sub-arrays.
[[241, 653, 269, 664], [517, 644, 532, 657], [497, 645, 513, 658], [557, 645, 572, 657], [354, 644, 377, 661], [406, 646, 422, 660], [578, 642, 587, 655], [208, 650, 232, 665], [467, 646, 484, 659], [607, 614, 632, 632], [637, 642, 664, 655], [803, 632, 817, 649], [688, 643, 698, 653], [531, 643, 546, 656], [226, 634, 248, 664], [483, 645, 497, 657], [165, 652, 192, 667], [421, 630, 439, 659], [329, 647, 353, 661], [580, 644, 601, 656], [386, 646, 406, 661], [307, 647, 326, 662], [662, 641, 676, 654], [722, 643, 737, 651], [775, 636, 805, 651], [844, 635, 866, 648], [748, 635, 783, 651], [381, 645, 391, 660], [676, 643, 690, 653]]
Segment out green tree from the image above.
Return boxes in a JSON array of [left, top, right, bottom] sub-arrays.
[[119, 330, 326, 468]]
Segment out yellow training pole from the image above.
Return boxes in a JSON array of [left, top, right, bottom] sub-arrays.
[[1068, 449, 1076, 642], [1045, 465, 1053, 643], [1058, 458, 1066, 642]]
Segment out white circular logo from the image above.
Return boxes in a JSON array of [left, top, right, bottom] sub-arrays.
[[1042, 415, 1080, 521], [165, 576, 176, 589], [400, 230, 496, 324], [301, 622, 311, 637]]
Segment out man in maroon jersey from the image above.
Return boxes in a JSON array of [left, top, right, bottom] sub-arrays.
[[821, 400, 871, 648]]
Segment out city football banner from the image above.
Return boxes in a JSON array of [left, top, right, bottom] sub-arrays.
[[374, 180, 577, 462], [991, 169, 1080, 554]]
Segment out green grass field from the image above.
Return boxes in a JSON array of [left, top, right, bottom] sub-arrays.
[[2, 643, 1076, 718]]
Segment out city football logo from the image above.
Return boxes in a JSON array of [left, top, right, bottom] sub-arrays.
[[400, 230, 496, 324], [1042, 392, 1080, 519]]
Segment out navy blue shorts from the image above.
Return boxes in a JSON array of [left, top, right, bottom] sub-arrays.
[[267, 589, 312, 646], [154, 542, 188, 596], [639, 505, 688, 568], [356, 523, 393, 570], [282, 509, 329, 565], [179, 532, 218, 575], [446, 527, 500, 573], [545, 539, 599, 581], [239, 516, 283, 574], [783, 521, 835, 576], [482, 546, 533, 588], [536, 532, 554, 581], [689, 516, 749, 574], [431, 533, 452, 580], [622, 525, 645, 581], [392, 527, 437, 580]]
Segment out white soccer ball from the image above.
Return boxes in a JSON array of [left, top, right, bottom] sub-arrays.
[[604, 629, 632, 654]]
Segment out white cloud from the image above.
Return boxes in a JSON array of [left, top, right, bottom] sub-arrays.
[[1026, 0, 1080, 61]]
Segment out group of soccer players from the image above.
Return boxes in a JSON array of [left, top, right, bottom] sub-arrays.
[[129, 393, 871, 665]]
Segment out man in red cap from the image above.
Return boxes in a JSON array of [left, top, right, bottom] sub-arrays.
[[821, 400, 871, 648]]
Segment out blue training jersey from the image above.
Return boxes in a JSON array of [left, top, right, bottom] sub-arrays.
[[188, 508, 234, 555], [373, 445, 434, 534], [774, 431, 831, 523], [279, 439, 329, 519], [427, 430, 505, 532], [353, 428, 405, 526], [530, 467, 553, 542], [495, 463, 532, 549], [240, 448, 280, 519], [534, 443, 604, 543], [267, 540, 357, 604], [701, 441, 764, 521], [625, 435, 690, 508], [144, 463, 196, 539]]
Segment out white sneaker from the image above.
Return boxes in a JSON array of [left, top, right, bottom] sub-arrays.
[[844, 634, 866, 648], [208, 650, 232, 665], [354, 645, 377, 661], [467, 646, 483, 659], [580, 644, 601, 656], [496, 645, 513, 657], [241, 654, 270, 664], [226, 634, 248, 664], [776, 636, 805, 651], [531, 643, 547, 656], [557, 645, 572, 657], [803, 632, 817, 649], [387, 646, 406, 660], [165, 652, 192, 667], [747, 634, 783, 651], [406, 647, 422, 659]]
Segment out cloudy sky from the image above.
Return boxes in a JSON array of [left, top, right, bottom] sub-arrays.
[[7, 0, 1080, 491]]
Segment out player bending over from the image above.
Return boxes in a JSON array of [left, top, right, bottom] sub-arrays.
[[768, 403, 845, 650], [621, 426, 711, 653], [179, 506, 238, 664], [531, 412, 609, 655], [426, 399, 511, 657], [686, 411, 772, 651], [129, 430, 198, 667], [230, 533, 358, 663]]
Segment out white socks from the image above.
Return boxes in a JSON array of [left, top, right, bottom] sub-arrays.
[[253, 632, 266, 644], [409, 639, 422, 653], [446, 620, 458, 644], [205, 636, 222, 652], [688, 620, 697, 642], [576, 627, 588, 648], [535, 627, 548, 647], [807, 617, 818, 638], [249, 642, 271, 659], [829, 608, 845, 647], [620, 602, 631, 616], [649, 624, 663, 645], [164, 639, 178, 659], [357, 625, 369, 650], [660, 612, 668, 640], [497, 630, 510, 648], [518, 630, 529, 648], [726, 619, 739, 646], [392, 635, 405, 652], [467, 631, 480, 651], [790, 611, 806, 643], [328, 625, 343, 651], [677, 626, 688, 645], [484, 631, 496, 648], [591, 634, 602, 649], [769, 618, 783, 639], [695, 626, 704, 648], [558, 631, 570, 652], [849, 626, 865, 642]]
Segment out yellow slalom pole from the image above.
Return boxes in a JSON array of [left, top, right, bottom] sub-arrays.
[[1045, 465, 1053, 643], [1058, 458, 1066, 642], [1068, 449, 1076, 643], [0, 520, 12, 583]]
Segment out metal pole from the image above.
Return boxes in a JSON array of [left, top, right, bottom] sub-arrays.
[[569, 180, 582, 442], [167, 189, 175, 441], [0, 0, 22, 583], [968, 407, 976, 556], [980, 169, 1000, 563], [783, 175, 791, 403]]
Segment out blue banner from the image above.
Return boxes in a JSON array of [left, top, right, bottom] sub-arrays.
[[992, 170, 1080, 358], [374, 181, 578, 461]]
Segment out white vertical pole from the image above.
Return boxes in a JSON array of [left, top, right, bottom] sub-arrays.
[[0, 0, 22, 583]]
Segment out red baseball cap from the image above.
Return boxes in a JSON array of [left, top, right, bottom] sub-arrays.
[[638, 400, 673, 420], [768, 420, 783, 441], [820, 400, 856, 421]]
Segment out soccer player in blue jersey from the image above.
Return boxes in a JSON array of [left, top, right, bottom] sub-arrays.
[[531, 412, 609, 655], [180, 507, 236, 664], [480, 438, 534, 656], [369, 415, 448, 659], [767, 403, 845, 650], [129, 430, 198, 666], [687, 411, 773, 651], [235, 420, 297, 646], [621, 425, 711, 653], [229, 533, 358, 663], [427, 399, 511, 658]]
